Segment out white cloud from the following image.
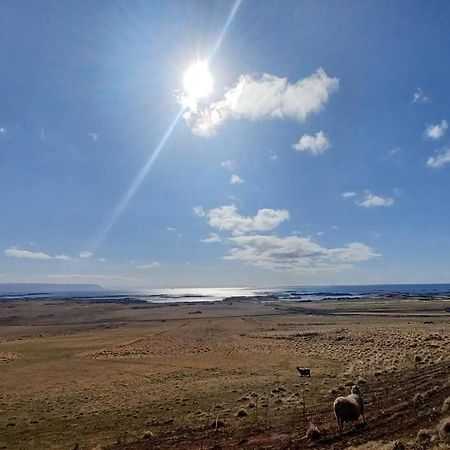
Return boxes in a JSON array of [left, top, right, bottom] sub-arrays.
[[79, 251, 93, 258], [220, 160, 234, 171], [88, 132, 99, 141], [205, 204, 289, 235], [413, 87, 430, 104], [424, 120, 448, 140], [0, 127, 7, 135], [224, 234, 378, 272], [230, 174, 244, 185], [182, 68, 339, 137], [5, 246, 52, 260], [166, 227, 176, 232], [292, 131, 330, 155], [341, 192, 357, 199], [426, 149, 450, 168], [357, 193, 394, 208], [269, 150, 278, 161], [54, 254, 72, 261], [137, 261, 160, 269], [193, 206, 206, 217], [200, 233, 222, 243]]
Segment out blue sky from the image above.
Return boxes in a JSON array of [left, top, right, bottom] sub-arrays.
[[1, 1, 450, 288]]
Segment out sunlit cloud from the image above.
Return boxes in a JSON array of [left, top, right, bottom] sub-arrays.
[[357, 192, 394, 208], [198, 204, 289, 235], [0, 127, 7, 135], [195, 204, 377, 273], [292, 131, 330, 155], [5, 246, 52, 260], [342, 191, 395, 207], [224, 234, 378, 272], [424, 120, 448, 140], [4, 247, 72, 261], [230, 174, 244, 185], [182, 68, 339, 136], [427, 149, 450, 168]]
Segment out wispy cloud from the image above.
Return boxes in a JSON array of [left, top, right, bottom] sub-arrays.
[[424, 120, 448, 140], [220, 160, 235, 171], [382, 147, 402, 161], [181, 68, 339, 137], [88, 132, 99, 141], [269, 150, 278, 161], [413, 87, 430, 104], [201, 204, 289, 235], [54, 254, 72, 261], [230, 174, 244, 185], [427, 149, 450, 168], [0, 127, 7, 135], [200, 233, 222, 243], [193, 206, 206, 217], [342, 191, 395, 207], [137, 261, 160, 269], [292, 131, 330, 155], [357, 193, 394, 208], [5, 246, 52, 260], [79, 251, 93, 259]]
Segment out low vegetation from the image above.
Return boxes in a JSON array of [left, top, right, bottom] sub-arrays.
[[0, 296, 449, 449]]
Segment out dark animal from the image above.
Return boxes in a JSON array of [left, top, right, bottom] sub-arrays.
[[333, 385, 365, 432], [296, 367, 311, 377]]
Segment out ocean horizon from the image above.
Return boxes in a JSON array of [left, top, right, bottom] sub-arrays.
[[2, 283, 450, 303]]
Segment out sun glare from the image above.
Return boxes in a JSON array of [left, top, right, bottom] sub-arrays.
[[183, 61, 213, 100]]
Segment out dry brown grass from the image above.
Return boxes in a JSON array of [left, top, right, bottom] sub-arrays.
[[0, 297, 449, 449]]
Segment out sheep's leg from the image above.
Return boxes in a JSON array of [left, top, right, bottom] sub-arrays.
[[361, 412, 366, 425]]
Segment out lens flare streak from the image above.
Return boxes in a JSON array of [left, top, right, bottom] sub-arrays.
[[86, 0, 242, 253]]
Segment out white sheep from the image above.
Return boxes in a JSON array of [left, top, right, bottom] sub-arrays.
[[333, 385, 365, 432]]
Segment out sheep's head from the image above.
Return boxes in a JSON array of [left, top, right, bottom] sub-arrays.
[[351, 385, 362, 395]]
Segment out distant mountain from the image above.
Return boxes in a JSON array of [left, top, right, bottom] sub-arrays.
[[0, 283, 103, 295]]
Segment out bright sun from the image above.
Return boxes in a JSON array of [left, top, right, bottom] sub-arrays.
[[183, 61, 213, 100]]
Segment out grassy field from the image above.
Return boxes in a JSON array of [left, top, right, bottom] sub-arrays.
[[0, 297, 449, 449]]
